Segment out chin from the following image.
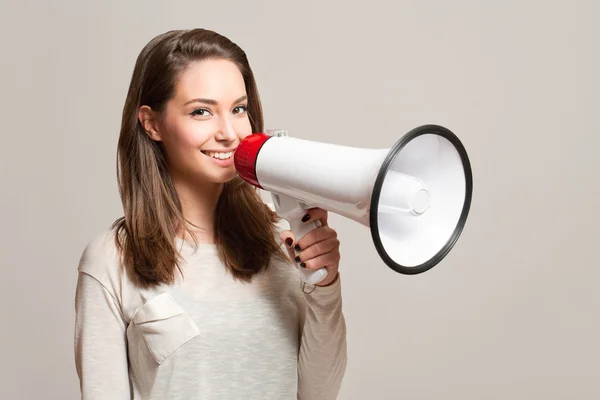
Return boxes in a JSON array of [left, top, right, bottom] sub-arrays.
[[209, 168, 238, 184]]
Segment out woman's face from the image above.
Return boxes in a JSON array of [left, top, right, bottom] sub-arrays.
[[147, 58, 252, 185]]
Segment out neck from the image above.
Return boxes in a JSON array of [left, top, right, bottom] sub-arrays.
[[173, 177, 224, 244]]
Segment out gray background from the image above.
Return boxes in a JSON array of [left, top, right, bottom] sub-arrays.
[[1, 0, 598, 399]]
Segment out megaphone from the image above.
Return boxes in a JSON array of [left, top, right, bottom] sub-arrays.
[[234, 124, 473, 285]]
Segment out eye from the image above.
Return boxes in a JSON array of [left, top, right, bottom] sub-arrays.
[[190, 108, 212, 117], [233, 105, 248, 115]]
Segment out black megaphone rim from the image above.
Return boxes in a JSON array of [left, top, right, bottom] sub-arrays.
[[369, 124, 473, 275]]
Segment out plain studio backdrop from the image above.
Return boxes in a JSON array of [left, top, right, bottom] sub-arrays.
[[1, 0, 598, 399]]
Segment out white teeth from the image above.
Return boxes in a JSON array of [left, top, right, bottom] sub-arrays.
[[204, 151, 233, 160]]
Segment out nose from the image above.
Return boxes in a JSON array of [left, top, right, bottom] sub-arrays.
[[215, 115, 238, 143]]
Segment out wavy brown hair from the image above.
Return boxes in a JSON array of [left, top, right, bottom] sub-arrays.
[[111, 28, 287, 288]]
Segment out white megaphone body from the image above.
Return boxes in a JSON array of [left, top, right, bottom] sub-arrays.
[[234, 125, 473, 285]]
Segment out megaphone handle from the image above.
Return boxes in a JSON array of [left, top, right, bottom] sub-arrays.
[[288, 216, 329, 286], [272, 193, 329, 285]]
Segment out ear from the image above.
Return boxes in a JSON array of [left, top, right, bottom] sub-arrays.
[[138, 105, 162, 142]]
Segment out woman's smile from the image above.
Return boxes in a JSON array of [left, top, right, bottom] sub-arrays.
[[201, 148, 236, 167]]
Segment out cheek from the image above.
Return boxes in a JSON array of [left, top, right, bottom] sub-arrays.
[[163, 118, 213, 150], [236, 117, 253, 140]]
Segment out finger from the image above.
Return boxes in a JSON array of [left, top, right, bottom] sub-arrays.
[[279, 229, 297, 261], [301, 207, 328, 227], [294, 236, 339, 266], [279, 229, 296, 247], [296, 225, 337, 252], [299, 251, 340, 272]]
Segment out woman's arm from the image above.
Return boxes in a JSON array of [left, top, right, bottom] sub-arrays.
[[74, 271, 131, 399], [297, 273, 347, 400]]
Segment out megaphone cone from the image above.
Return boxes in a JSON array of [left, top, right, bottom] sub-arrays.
[[234, 125, 473, 284]]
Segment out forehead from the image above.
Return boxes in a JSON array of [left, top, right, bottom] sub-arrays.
[[174, 58, 246, 104]]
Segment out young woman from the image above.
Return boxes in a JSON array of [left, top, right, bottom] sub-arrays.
[[74, 28, 347, 399]]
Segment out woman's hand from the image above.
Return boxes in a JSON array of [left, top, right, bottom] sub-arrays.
[[279, 207, 341, 287]]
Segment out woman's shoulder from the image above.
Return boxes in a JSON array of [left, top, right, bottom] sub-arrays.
[[77, 225, 126, 288]]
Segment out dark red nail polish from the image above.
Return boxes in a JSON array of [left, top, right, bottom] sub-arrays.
[[294, 256, 301, 263], [301, 214, 310, 222], [285, 238, 293, 247], [300, 262, 306, 268], [294, 244, 301, 252]]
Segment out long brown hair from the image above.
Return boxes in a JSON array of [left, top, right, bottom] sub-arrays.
[[111, 28, 287, 288]]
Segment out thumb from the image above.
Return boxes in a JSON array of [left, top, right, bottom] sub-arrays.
[[279, 229, 297, 261]]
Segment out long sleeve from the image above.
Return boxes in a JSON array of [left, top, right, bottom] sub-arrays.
[[297, 273, 347, 400], [74, 271, 132, 399]]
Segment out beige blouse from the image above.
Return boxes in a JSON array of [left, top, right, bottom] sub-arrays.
[[74, 219, 347, 399]]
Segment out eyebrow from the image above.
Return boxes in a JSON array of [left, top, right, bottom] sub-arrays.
[[184, 95, 248, 106]]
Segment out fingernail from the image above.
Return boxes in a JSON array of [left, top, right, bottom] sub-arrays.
[[294, 256, 301, 263], [294, 244, 301, 252], [285, 238, 293, 247], [300, 262, 306, 268], [301, 214, 310, 223]]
